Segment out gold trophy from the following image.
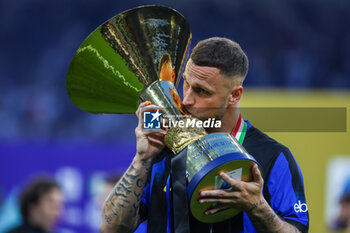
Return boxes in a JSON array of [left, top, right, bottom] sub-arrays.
[[67, 5, 261, 223]]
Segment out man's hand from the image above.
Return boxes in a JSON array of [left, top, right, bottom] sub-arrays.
[[198, 163, 263, 215], [197, 164, 301, 233], [135, 101, 167, 162]]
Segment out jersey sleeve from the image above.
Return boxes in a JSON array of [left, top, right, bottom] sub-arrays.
[[266, 149, 309, 232]]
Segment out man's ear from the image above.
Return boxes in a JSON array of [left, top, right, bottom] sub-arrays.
[[228, 85, 243, 105]]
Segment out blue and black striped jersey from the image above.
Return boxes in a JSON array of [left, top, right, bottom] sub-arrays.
[[139, 120, 309, 233]]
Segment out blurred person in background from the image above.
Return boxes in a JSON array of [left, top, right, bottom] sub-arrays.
[[5, 178, 63, 233], [333, 179, 350, 233]]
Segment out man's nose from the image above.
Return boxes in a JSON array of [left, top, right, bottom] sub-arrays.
[[183, 89, 195, 106]]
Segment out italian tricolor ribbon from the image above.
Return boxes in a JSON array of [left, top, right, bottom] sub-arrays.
[[231, 113, 247, 144]]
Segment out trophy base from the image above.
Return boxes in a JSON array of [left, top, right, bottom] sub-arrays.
[[187, 152, 258, 223]]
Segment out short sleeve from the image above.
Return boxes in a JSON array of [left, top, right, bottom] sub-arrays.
[[266, 150, 309, 233]]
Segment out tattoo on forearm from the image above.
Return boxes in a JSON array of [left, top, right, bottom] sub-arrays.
[[129, 164, 136, 172], [142, 161, 151, 173], [134, 191, 141, 201], [247, 198, 265, 213], [125, 172, 138, 181], [132, 190, 142, 217], [118, 203, 126, 208], [105, 214, 113, 224], [247, 198, 301, 233], [121, 176, 131, 185], [266, 212, 277, 228], [103, 162, 151, 226], [136, 178, 143, 187], [118, 182, 132, 195], [132, 203, 139, 217]]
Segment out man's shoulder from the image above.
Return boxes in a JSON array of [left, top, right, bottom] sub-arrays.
[[244, 125, 290, 155], [243, 125, 293, 178]]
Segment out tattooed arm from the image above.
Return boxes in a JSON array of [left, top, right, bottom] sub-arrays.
[[100, 158, 152, 233], [100, 102, 166, 233], [245, 198, 301, 233]]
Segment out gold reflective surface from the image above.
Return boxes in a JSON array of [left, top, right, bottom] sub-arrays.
[[165, 117, 207, 154], [67, 5, 191, 113]]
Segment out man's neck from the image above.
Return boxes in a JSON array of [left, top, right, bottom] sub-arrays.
[[206, 107, 240, 134]]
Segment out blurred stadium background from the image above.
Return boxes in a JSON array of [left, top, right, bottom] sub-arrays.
[[0, 0, 349, 232]]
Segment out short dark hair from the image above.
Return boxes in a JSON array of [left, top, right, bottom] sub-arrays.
[[191, 37, 249, 80], [20, 177, 60, 221]]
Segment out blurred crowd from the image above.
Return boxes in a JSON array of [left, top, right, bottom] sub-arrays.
[[0, 0, 349, 141]]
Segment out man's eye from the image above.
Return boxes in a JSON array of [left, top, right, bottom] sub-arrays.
[[195, 88, 208, 95]]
